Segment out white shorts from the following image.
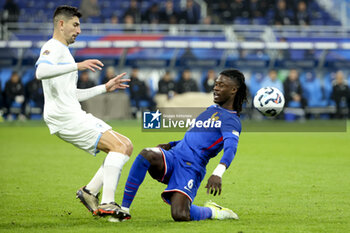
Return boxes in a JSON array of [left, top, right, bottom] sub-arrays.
[[55, 114, 112, 155]]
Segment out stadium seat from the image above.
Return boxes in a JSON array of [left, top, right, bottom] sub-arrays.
[[234, 17, 251, 25], [21, 69, 35, 85], [27, 100, 42, 120], [252, 17, 267, 25], [0, 68, 13, 90]]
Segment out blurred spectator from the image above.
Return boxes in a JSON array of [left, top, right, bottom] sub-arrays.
[[77, 71, 95, 89], [4, 71, 25, 119], [248, 0, 268, 18], [295, 1, 309, 26], [283, 69, 306, 108], [159, 0, 179, 24], [101, 66, 116, 84], [231, 0, 250, 20], [80, 0, 101, 21], [179, 0, 200, 24], [158, 71, 176, 96], [25, 77, 44, 114], [202, 69, 216, 93], [177, 69, 199, 94], [273, 0, 294, 25], [277, 37, 291, 59], [216, 1, 233, 24], [109, 14, 119, 24], [124, 0, 142, 24], [2, 0, 20, 30], [143, 3, 161, 24], [180, 47, 196, 60], [129, 68, 156, 113], [202, 15, 212, 25], [331, 71, 350, 119], [123, 14, 135, 32], [261, 70, 283, 92]]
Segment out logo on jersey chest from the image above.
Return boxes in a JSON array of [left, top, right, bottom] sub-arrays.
[[42, 50, 50, 55], [210, 112, 220, 121]]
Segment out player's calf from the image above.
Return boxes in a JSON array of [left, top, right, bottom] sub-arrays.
[[170, 193, 192, 221]]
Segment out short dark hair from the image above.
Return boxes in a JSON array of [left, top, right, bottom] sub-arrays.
[[219, 69, 248, 115], [53, 5, 82, 23]]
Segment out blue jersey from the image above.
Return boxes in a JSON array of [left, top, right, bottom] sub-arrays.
[[170, 105, 241, 173]]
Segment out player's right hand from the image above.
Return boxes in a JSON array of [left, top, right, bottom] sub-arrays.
[[77, 59, 104, 72], [205, 175, 222, 196], [157, 143, 172, 150]]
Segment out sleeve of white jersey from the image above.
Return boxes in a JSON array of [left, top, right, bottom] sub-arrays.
[[76, 85, 107, 102], [35, 41, 78, 80], [36, 41, 61, 66]]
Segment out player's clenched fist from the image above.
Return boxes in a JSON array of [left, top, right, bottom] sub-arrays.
[[77, 59, 104, 72]]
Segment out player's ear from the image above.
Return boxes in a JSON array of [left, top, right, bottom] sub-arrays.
[[59, 19, 65, 30], [231, 86, 238, 94]]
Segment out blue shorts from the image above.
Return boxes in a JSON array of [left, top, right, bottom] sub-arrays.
[[159, 147, 206, 205]]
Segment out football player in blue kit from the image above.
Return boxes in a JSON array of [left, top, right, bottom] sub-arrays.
[[119, 69, 247, 222]]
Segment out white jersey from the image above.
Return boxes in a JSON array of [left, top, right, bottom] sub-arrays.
[[36, 38, 87, 134]]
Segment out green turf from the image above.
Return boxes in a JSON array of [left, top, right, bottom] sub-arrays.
[[0, 120, 349, 233]]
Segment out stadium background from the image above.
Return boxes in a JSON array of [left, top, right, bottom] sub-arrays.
[[0, 0, 350, 120], [0, 1, 349, 233]]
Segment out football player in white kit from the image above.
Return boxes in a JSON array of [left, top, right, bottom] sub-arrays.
[[35, 5, 132, 220]]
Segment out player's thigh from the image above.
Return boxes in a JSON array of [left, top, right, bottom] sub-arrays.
[[97, 130, 133, 155], [170, 192, 191, 221], [55, 117, 111, 155]]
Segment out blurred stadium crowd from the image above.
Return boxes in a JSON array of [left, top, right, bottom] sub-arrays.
[[1, 0, 341, 25], [0, 0, 349, 121], [1, 66, 349, 121]]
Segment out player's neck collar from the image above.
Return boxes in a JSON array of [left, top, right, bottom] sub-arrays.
[[215, 104, 237, 114], [52, 38, 69, 48]]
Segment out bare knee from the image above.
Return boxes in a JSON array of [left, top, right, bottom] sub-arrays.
[[123, 138, 133, 156], [171, 207, 190, 221], [109, 136, 133, 156]]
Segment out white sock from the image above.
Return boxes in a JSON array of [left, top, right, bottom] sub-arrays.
[[86, 165, 103, 196], [121, 206, 130, 213], [101, 152, 129, 204]]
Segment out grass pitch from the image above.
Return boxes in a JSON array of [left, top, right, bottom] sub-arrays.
[[0, 120, 349, 233]]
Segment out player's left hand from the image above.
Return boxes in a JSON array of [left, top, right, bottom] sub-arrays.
[[105, 72, 130, 92], [205, 175, 222, 196]]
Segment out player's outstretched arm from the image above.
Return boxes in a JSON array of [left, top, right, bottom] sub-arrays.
[[77, 59, 104, 72], [36, 59, 103, 80], [205, 135, 239, 196], [36, 63, 78, 80], [76, 72, 129, 102], [105, 72, 130, 92]]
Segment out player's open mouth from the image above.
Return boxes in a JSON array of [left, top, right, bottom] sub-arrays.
[[213, 92, 220, 101]]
